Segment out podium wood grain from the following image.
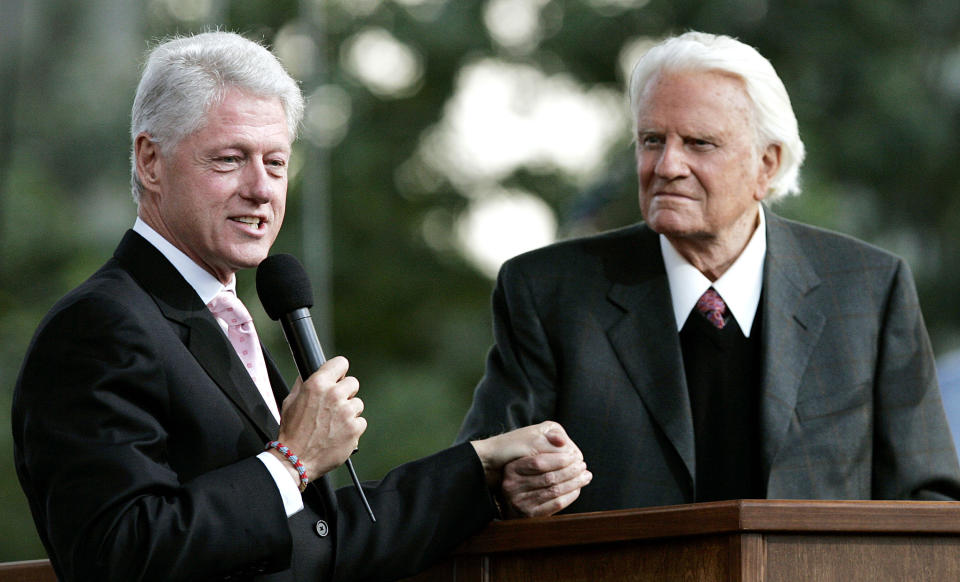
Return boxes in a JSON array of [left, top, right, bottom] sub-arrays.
[[5, 501, 960, 581], [0, 560, 55, 582], [407, 500, 960, 581]]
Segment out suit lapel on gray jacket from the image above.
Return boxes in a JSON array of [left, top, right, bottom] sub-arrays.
[[605, 226, 696, 484], [114, 231, 282, 441], [759, 212, 825, 476]]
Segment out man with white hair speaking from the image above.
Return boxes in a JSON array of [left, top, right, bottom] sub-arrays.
[[457, 31, 960, 511]]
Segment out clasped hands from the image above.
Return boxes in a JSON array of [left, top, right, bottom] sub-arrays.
[[470, 420, 592, 517], [269, 356, 591, 517]]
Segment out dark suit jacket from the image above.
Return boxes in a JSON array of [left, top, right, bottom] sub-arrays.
[[13, 231, 496, 582], [457, 209, 960, 512]]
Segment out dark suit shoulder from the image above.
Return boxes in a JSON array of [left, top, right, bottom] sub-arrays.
[[19, 262, 160, 391], [62, 256, 141, 299], [499, 223, 658, 285], [768, 213, 906, 276], [37, 230, 201, 340], [17, 249, 188, 407], [508, 223, 649, 263], [32, 258, 152, 336]]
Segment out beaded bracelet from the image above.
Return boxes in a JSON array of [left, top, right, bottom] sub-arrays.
[[265, 441, 309, 492]]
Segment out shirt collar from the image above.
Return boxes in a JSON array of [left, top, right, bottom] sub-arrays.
[[659, 205, 766, 337], [133, 218, 235, 304]]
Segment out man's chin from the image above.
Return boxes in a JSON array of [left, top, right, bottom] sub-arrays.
[[227, 247, 272, 272], [645, 214, 706, 240], [235, 237, 276, 263]]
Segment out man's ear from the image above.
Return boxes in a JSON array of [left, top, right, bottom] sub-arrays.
[[134, 132, 162, 190], [755, 142, 782, 202]]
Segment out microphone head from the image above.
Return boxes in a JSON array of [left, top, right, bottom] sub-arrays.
[[256, 253, 314, 320]]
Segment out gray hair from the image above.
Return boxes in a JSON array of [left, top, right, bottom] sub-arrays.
[[628, 31, 805, 200], [130, 31, 304, 203]]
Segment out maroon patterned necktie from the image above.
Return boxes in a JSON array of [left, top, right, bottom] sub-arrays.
[[696, 288, 728, 329]]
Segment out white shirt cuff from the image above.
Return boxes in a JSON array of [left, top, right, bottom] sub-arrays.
[[258, 451, 305, 517]]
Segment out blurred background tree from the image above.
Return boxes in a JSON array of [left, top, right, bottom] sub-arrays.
[[1, 0, 958, 561]]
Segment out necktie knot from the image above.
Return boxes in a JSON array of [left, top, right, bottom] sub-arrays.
[[207, 291, 252, 327], [696, 288, 728, 329]]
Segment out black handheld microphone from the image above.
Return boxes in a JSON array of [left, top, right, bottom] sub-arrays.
[[256, 253, 375, 523]]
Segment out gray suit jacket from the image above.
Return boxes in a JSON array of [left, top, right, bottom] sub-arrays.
[[457, 209, 960, 512]]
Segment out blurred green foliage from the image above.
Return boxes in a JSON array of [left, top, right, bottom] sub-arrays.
[[2, 0, 958, 561]]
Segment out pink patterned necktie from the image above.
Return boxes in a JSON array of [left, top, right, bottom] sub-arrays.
[[207, 290, 281, 422], [696, 288, 728, 329]]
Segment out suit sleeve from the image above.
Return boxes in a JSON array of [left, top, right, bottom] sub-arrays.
[[329, 443, 498, 582], [456, 259, 558, 442], [13, 295, 292, 581], [872, 259, 960, 500]]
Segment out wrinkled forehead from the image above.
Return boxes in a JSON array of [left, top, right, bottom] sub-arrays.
[[636, 70, 760, 143], [640, 68, 749, 108], [640, 70, 751, 116], [172, 88, 293, 155]]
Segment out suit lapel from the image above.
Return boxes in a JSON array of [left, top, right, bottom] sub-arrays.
[[599, 214, 826, 489], [759, 211, 825, 476], [263, 344, 290, 408], [114, 230, 281, 441], [604, 226, 696, 484]]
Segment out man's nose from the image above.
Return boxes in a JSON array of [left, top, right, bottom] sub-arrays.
[[243, 159, 277, 203], [654, 141, 689, 180]]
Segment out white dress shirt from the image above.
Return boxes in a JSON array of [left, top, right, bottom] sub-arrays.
[[133, 218, 304, 516], [659, 205, 767, 337]]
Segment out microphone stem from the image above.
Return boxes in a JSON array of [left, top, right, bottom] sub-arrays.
[[346, 458, 376, 522], [281, 310, 376, 522]]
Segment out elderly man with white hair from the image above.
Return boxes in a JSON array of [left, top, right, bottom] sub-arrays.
[[457, 31, 960, 511]]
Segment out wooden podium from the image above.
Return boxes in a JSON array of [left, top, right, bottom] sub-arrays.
[[406, 499, 960, 581]]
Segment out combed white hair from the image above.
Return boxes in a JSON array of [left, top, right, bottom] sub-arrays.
[[628, 31, 805, 200], [129, 31, 304, 203]]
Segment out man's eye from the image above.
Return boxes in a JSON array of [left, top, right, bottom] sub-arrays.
[[211, 156, 242, 169], [689, 138, 715, 150], [640, 135, 663, 148], [266, 158, 288, 176]]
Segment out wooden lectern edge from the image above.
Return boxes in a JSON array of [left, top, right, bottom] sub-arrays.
[[453, 499, 960, 555], [6, 501, 960, 576], [0, 559, 51, 572], [0, 558, 55, 582]]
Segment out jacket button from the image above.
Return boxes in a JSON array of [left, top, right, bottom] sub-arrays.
[[315, 519, 329, 537]]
